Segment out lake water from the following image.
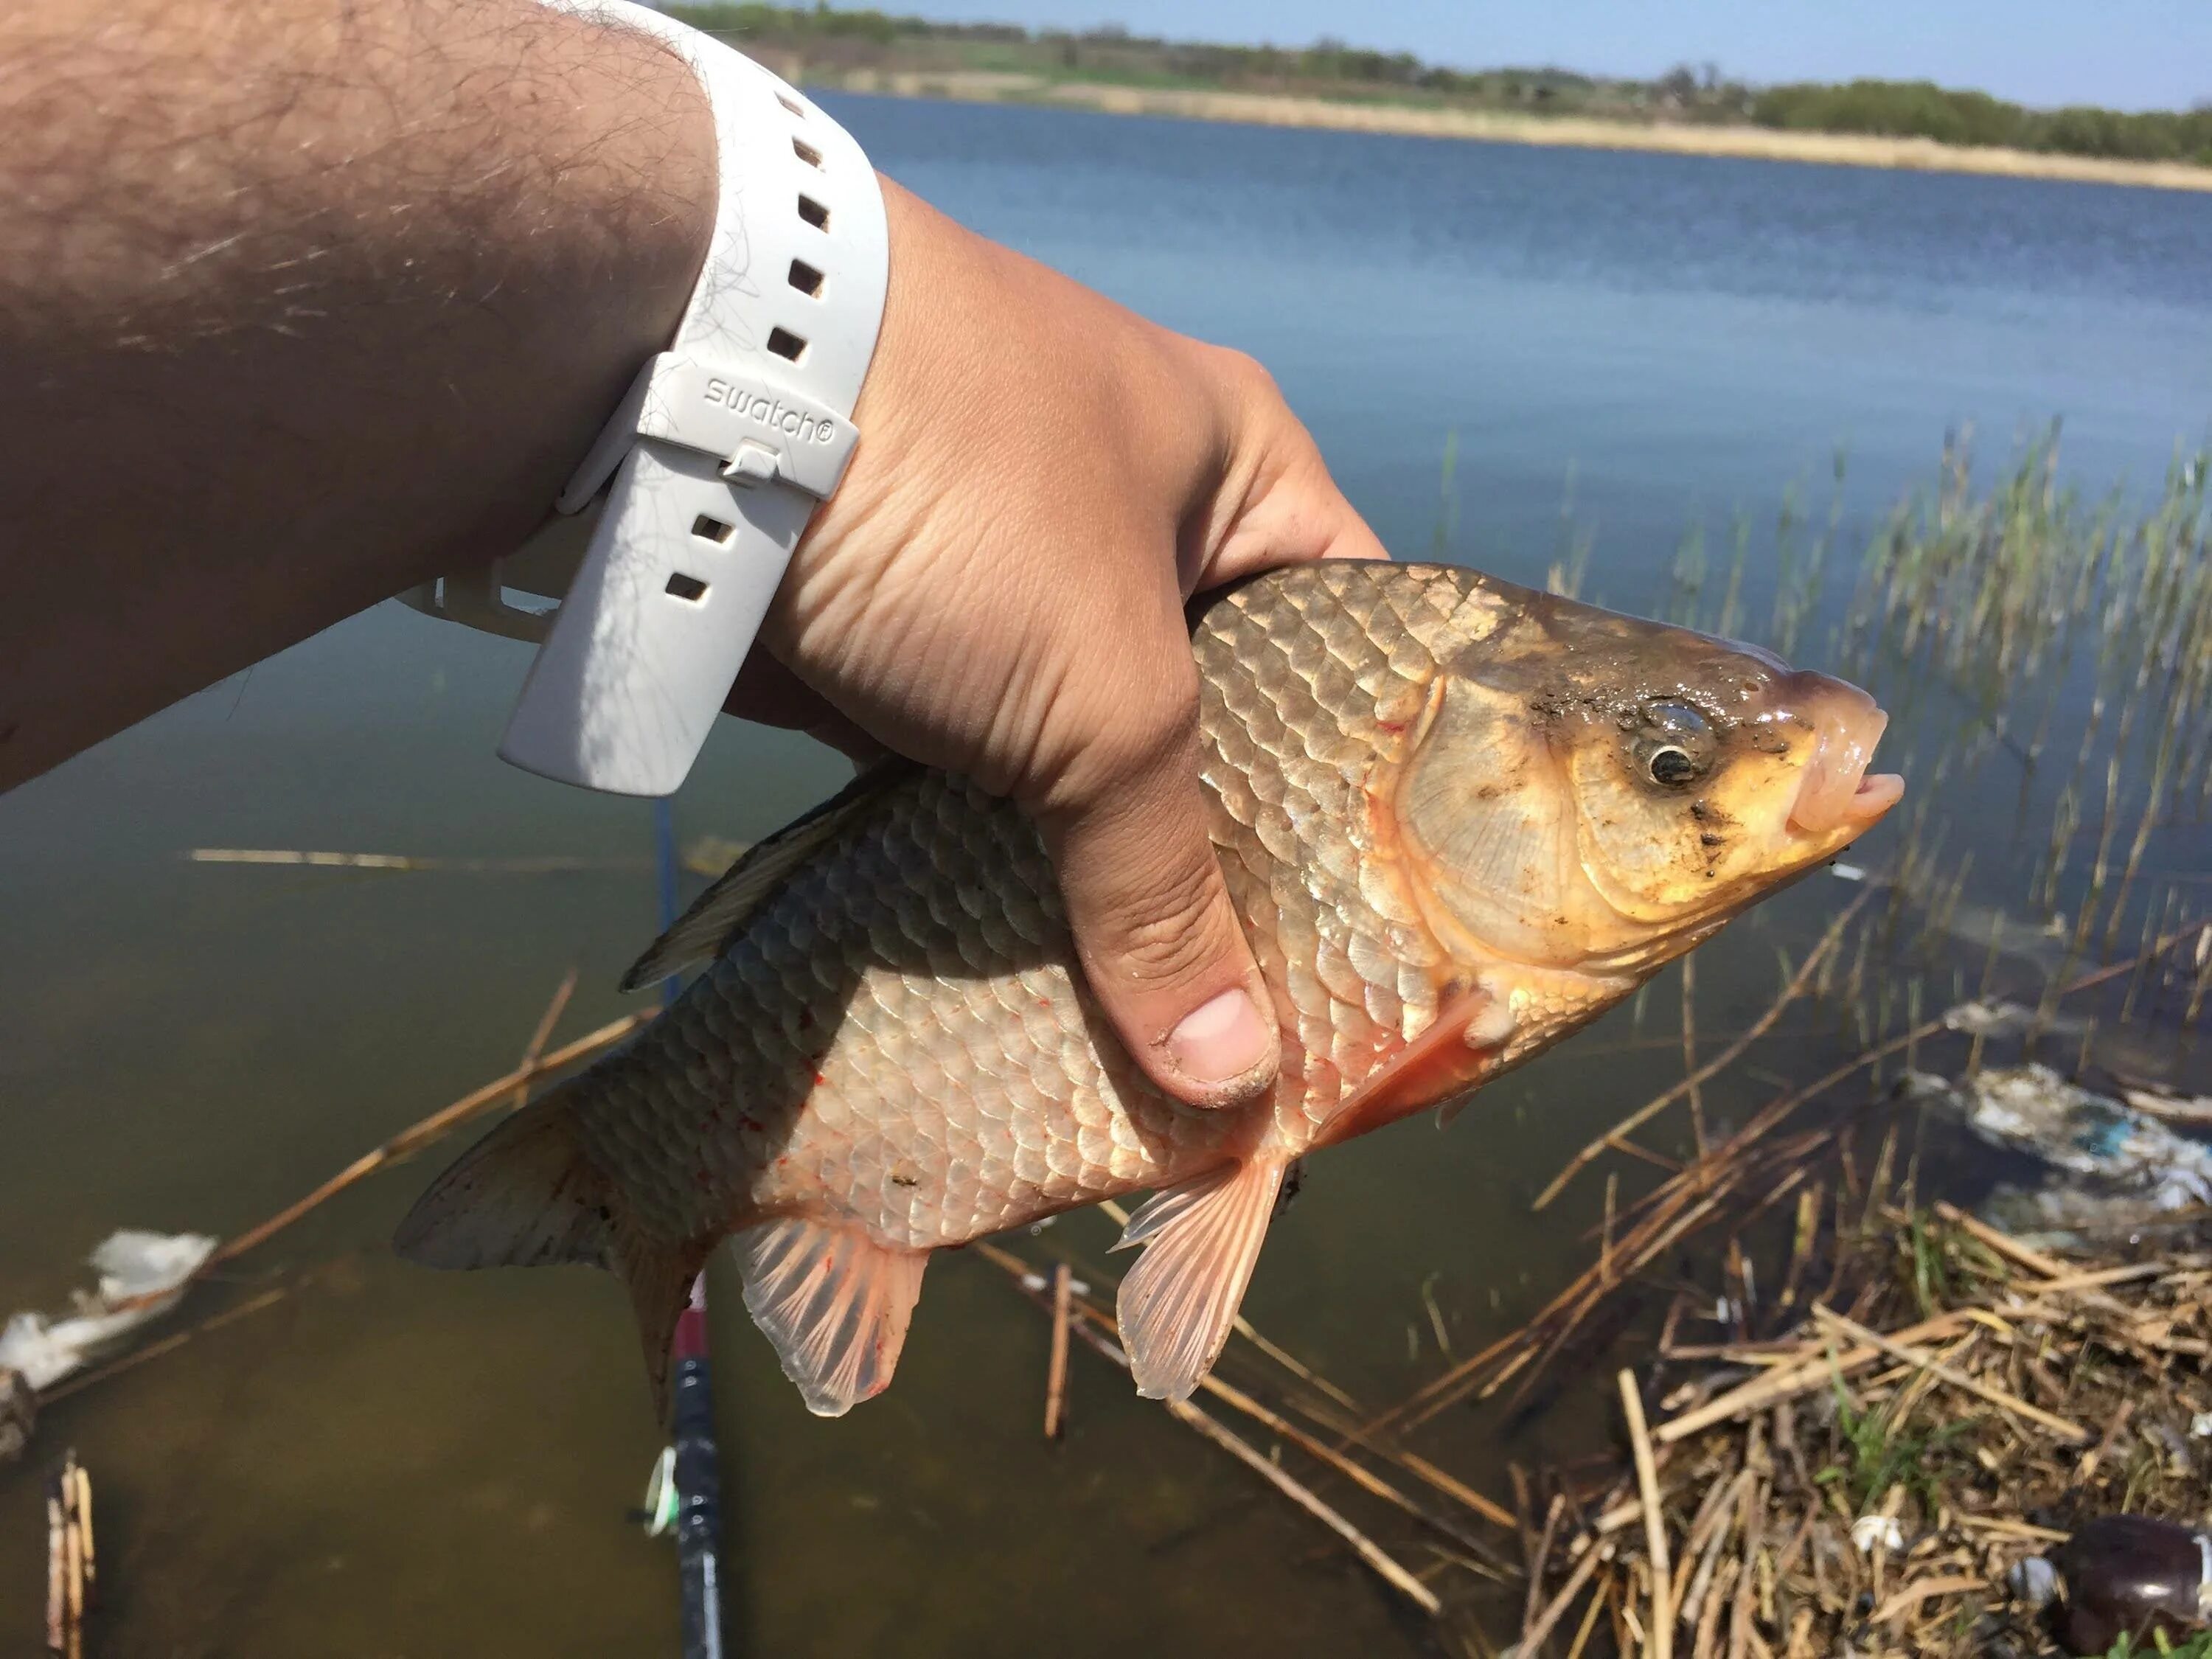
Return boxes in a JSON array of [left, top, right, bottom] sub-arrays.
[[2, 95, 2208, 1656]]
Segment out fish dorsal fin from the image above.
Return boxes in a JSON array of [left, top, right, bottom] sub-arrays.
[[621, 759, 920, 992], [1112, 1158, 1284, 1401], [731, 1217, 929, 1417]]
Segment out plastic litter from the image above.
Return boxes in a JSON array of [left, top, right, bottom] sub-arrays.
[[0, 1231, 217, 1393], [0, 1370, 31, 1467], [2007, 1553, 2059, 1610], [1851, 1514, 1903, 1554], [2048, 1513, 2212, 1655], [1905, 1064, 2212, 1245]]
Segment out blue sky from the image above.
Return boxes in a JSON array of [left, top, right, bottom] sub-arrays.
[[883, 0, 2211, 113]]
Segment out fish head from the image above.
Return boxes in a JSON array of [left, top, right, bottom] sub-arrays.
[[1383, 582, 1902, 977]]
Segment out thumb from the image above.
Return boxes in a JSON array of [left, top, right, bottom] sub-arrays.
[[1034, 716, 1281, 1113]]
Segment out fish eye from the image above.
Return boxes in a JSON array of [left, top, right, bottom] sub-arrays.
[[1650, 701, 1711, 741], [1635, 701, 1712, 787]]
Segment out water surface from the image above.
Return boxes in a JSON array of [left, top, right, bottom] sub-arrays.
[[3, 96, 2208, 1655]]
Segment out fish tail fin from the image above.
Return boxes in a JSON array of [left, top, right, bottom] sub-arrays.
[[394, 1092, 706, 1421]]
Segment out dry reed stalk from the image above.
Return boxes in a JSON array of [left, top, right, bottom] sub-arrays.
[[1534, 892, 1871, 1210], [186, 847, 647, 873], [1620, 1371, 1674, 1659], [1564, 1575, 1610, 1659], [973, 1239, 1513, 1551], [973, 1239, 1445, 1613], [1469, 908, 2212, 1428], [1526, 1490, 1564, 1630], [46, 1488, 64, 1655], [204, 998, 641, 1271], [61, 1470, 83, 1641], [44, 1282, 303, 1404], [1163, 1396, 1443, 1616], [1521, 1540, 1604, 1652], [69, 1461, 94, 1604], [1543, 1194, 2212, 1658], [1197, 1368, 1509, 1571], [1809, 1305, 2089, 1443], [1043, 1262, 1071, 1440], [1683, 956, 1707, 1158], [1091, 1197, 1362, 1412], [1654, 1312, 1972, 1444]]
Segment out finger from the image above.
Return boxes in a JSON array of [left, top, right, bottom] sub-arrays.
[[723, 648, 883, 764], [1034, 706, 1281, 1113], [1184, 355, 1390, 591]]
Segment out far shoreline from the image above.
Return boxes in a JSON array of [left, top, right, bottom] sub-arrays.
[[807, 67, 2212, 195]]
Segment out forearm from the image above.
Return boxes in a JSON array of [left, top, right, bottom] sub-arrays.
[[0, 0, 712, 790]]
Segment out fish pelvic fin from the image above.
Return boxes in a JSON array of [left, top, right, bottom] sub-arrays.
[[1112, 1158, 1285, 1402], [393, 1094, 707, 1423], [731, 1216, 929, 1418], [621, 758, 922, 992]]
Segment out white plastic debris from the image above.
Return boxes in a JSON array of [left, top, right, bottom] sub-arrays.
[[1829, 863, 1867, 883], [1940, 998, 2034, 1038], [0, 1229, 216, 1393], [2008, 1554, 2059, 1609], [1852, 1514, 1904, 1554], [2191, 1413, 2212, 1439], [1914, 1064, 2212, 1244]]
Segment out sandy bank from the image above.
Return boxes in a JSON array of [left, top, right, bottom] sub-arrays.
[[821, 69, 2212, 195]]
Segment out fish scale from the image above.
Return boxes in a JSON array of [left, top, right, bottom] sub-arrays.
[[567, 566, 1483, 1257], [400, 560, 1898, 1417]]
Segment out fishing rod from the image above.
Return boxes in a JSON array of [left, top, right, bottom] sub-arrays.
[[650, 796, 727, 1659]]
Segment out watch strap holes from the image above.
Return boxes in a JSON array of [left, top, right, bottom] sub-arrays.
[[776, 92, 806, 118], [796, 194, 830, 229], [690, 515, 736, 546], [765, 327, 807, 362], [791, 138, 823, 168], [787, 259, 824, 298], [665, 573, 709, 602]]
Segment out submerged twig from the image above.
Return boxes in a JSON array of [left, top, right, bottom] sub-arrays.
[[1620, 1370, 1673, 1659], [1043, 1262, 1071, 1441], [1534, 893, 1871, 1211]]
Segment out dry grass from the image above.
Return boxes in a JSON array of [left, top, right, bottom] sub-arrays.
[[820, 70, 2212, 194], [1517, 1201, 2212, 1657]]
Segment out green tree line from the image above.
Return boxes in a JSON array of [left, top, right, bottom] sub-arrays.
[[672, 5, 2212, 167], [1753, 80, 2212, 164]]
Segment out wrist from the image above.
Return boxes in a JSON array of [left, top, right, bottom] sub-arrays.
[[782, 182, 1230, 639], [504, 11, 717, 527], [479, 7, 891, 795]]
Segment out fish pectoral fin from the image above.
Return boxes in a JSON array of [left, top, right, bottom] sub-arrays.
[[732, 1217, 928, 1418], [1325, 983, 1510, 1145], [1111, 1158, 1284, 1402], [621, 758, 922, 992]]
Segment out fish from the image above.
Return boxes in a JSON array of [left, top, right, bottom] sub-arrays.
[[397, 561, 1902, 1418]]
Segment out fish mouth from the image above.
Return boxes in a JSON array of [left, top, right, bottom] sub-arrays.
[[1787, 675, 1905, 835]]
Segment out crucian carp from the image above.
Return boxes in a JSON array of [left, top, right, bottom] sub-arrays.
[[398, 561, 1902, 1418]]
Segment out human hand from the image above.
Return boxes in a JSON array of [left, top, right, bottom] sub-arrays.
[[731, 181, 1388, 1112]]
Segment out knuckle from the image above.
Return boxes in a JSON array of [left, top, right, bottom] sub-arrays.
[[1057, 669, 1202, 802], [1211, 344, 1280, 403], [1096, 854, 1232, 990]]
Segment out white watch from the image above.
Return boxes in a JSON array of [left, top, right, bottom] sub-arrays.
[[400, 1, 889, 796]]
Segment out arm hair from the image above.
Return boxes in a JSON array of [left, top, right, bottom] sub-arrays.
[[0, 0, 714, 787]]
